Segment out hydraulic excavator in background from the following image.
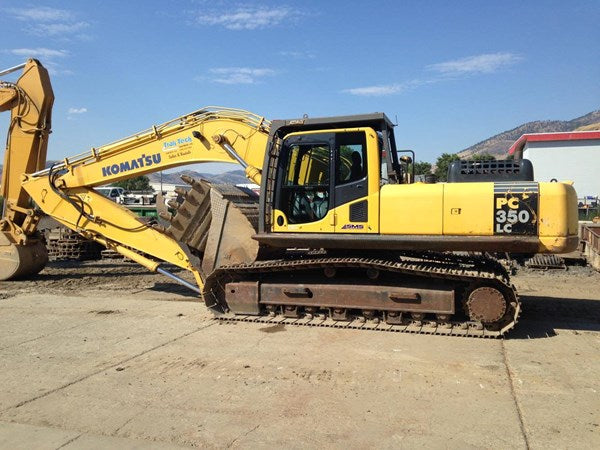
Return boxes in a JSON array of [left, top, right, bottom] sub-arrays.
[[1, 60, 579, 337]]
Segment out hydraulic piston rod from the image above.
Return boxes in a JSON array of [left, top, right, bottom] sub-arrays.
[[0, 62, 27, 77], [157, 267, 202, 295], [211, 134, 262, 185]]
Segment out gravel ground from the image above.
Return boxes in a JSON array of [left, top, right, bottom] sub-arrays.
[[0, 260, 599, 448]]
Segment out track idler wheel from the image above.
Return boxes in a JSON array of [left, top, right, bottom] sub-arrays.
[[465, 286, 507, 324], [0, 235, 48, 280]]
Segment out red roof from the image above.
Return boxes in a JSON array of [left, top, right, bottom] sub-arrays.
[[508, 130, 600, 155]]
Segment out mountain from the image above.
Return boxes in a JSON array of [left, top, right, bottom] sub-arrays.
[[456, 110, 600, 159], [575, 122, 600, 131]]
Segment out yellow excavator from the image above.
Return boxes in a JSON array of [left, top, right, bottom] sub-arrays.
[[1, 60, 579, 337]]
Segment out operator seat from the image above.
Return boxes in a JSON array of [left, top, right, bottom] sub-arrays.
[[290, 191, 313, 223], [312, 192, 328, 220]]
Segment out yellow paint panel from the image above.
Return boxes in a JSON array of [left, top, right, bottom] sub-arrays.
[[538, 182, 579, 247], [274, 209, 336, 233], [22, 175, 198, 272], [539, 236, 579, 253], [443, 182, 494, 235], [334, 193, 379, 233], [62, 113, 269, 188], [380, 183, 443, 235]]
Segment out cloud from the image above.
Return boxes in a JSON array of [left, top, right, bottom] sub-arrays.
[[46, 66, 74, 76], [196, 6, 299, 30], [5, 48, 72, 75], [343, 84, 405, 97], [427, 52, 523, 76], [207, 67, 276, 84], [7, 6, 74, 22], [38, 22, 89, 36], [7, 6, 89, 38], [343, 79, 427, 97], [279, 50, 316, 59], [343, 52, 522, 97], [9, 48, 68, 59], [68, 107, 87, 114]]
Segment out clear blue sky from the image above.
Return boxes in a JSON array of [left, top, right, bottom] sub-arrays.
[[1, 0, 599, 169]]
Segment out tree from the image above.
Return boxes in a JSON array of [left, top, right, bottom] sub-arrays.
[[113, 175, 152, 192], [434, 153, 460, 182], [412, 161, 432, 176], [469, 152, 497, 161]]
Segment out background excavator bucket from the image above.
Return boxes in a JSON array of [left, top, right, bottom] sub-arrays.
[[0, 233, 48, 280], [160, 176, 260, 277]]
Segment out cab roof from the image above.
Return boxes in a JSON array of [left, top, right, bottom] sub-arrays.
[[269, 112, 395, 138]]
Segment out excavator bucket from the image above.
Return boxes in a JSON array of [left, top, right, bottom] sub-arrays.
[[161, 176, 260, 277], [0, 233, 48, 280]]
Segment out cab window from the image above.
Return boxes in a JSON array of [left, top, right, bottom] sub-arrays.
[[284, 143, 329, 187], [336, 132, 367, 185], [280, 140, 331, 224]]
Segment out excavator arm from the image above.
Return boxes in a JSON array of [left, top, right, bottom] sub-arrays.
[[0, 60, 53, 231], [1, 60, 53, 279]]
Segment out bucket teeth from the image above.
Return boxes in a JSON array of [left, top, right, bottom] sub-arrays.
[[152, 224, 167, 233], [174, 187, 188, 197], [180, 174, 196, 186], [169, 219, 183, 231], [164, 176, 259, 272], [167, 199, 180, 210], [158, 212, 172, 222]]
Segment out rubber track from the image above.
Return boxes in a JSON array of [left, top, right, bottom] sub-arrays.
[[205, 255, 520, 339]]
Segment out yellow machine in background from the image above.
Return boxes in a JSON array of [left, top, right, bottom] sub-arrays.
[[0, 60, 53, 279], [0, 60, 579, 337]]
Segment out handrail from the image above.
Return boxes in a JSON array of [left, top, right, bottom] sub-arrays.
[[582, 225, 600, 253]]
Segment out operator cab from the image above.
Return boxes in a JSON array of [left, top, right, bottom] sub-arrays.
[[277, 131, 368, 225], [263, 113, 400, 235]]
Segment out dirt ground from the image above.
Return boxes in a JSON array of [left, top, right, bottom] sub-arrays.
[[1, 259, 599, 449]]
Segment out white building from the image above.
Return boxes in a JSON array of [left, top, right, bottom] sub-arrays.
[[509, 131, 600, 198], [149, 182, 188, 194]]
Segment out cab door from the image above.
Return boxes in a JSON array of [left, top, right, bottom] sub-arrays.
[[271, 128, 380, 234], [333, 129, 379, 234], [272, 132, 335, 233]]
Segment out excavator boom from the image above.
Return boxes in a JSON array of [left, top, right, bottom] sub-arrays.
[[37, 106, 269, 187]]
